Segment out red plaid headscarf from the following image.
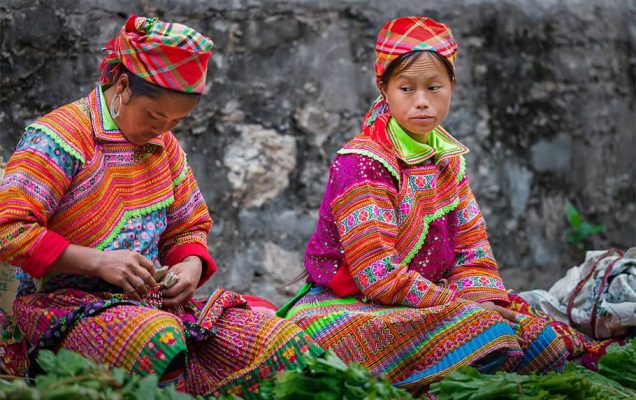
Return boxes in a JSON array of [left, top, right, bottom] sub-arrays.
[[362, 16, 457, 143], [374, 16, 457, 85], [99, 16, 214, 94]]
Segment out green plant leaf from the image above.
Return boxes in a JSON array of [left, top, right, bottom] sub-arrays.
[[565, 203, 582, 229], [598, 339, 636, 390], [570, 364, 636, 399], [579, 222, 603, 238]]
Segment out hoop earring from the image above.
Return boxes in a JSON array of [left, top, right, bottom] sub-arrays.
[[110, 93, 123, 119]]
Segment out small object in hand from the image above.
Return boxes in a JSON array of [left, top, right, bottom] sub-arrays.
[[153, 260, 179, 288], [162, 272, 180, 288], [154, 262, 169, 282]]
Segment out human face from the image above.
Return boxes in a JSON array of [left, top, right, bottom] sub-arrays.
[[381, 52, 453, 142], [111, 77, 199, 145]]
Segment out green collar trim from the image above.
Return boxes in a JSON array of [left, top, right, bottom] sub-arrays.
[[98, 85, 119, 131], [388, 117, 435, 164], [387, 117, 468, 165]]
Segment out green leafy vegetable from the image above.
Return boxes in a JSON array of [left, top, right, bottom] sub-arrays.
[[0, 348, 410, 400], [430, 365, 614, 400], [430, 338, 636, 400], [3, 340, 635, 400], [259, 350, 413, 400], [570, 364, 636, 399], [0, 349, 203, 400], [597, 339, 636, 390]]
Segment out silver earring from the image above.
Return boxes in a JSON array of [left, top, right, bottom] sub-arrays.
[[110, 93, 123, 119]]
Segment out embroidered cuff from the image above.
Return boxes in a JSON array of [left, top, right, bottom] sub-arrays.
[[460, 290, 510, 307], [420, 285, 457, 307], [164, 243, 217, 287], [21, 230, 70, 278]]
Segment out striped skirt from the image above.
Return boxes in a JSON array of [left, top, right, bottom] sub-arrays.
[[281, 285, 567, 395], [13, 287, 323, 398]]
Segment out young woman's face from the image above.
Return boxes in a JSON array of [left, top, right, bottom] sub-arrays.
[[381, 52, 453, 142], [114, 78, 199, 145]]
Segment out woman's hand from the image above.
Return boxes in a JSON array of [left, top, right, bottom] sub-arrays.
[[93, 250, 158, 300], [50, 245, 158, 300], [161, 256, 203, 308], [479, 301, 520, 323]]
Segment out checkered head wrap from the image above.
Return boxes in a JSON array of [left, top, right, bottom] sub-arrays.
[[374, 16, 457, 84], [99, 16, 214, 94], [362, 16, 457, 137]]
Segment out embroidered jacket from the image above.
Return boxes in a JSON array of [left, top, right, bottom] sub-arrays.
[[0, 87, 216, 293], [305, 122, 509, 307]]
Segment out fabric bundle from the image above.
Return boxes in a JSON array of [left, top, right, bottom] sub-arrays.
[[521, 248, 636, 339]]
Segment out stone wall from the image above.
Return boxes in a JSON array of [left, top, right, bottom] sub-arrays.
[[1, 0, 634, 305]]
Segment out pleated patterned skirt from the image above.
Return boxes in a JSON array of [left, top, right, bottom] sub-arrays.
[[14, 287, 323, 398], [281, 285, 567, 395]]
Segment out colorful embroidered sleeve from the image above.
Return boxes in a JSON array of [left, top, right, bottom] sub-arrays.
[[446, 176, 509, 305], [0, 128, 79, 278], [159, 133, 216, 285], [330, 154, 456, 307]]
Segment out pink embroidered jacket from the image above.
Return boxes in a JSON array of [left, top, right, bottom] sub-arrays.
[[305, 132, 509, 308]]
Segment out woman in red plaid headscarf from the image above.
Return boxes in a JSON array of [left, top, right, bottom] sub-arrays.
[[278, 16, 569, 394], [0, 15, 322, 397]]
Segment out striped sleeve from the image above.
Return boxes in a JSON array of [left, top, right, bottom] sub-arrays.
[[445, 176, 509, 305], [0, 128, 80, 277], [158, 132, 216, 286], [330, 154, 456, 308]]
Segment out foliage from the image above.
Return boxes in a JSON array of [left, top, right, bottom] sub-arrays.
[[0, 349, 203, 400], [571, 364, 636, 399], [597, 338, 636, 390], [2, 341, 635, 400], [258, 350, 413, 400], [430, 338, 636, 400], [565, 202, 605, 250], [0, 348, 410, 400]]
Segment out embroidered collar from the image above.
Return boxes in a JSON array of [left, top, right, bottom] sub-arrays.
[[89, 86, 164, 147], [387, 117, 468, 165]]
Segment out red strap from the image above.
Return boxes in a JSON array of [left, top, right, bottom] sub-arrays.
[[589, 254, 623, 337], [566, 248, 624, 337]]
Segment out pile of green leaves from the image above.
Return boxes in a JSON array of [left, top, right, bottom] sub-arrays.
[[2, 339, 634, 400], [430, 338, 636, 400], [258, 350, 413, 400], [0, 348, 409, 400], [0, 349, 203, 400], [597, 338, 636, 390]]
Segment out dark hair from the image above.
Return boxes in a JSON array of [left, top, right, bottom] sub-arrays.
[[122, 67, 201, 100], [380, 51, 455, 89]]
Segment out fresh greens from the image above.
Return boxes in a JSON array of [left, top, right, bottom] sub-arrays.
[[597, 339, 636, 390], [0, 348, 410, 400], [430, 338, 636, 400], [2, 340, 635, 399], [430, 364, 604, 400], [571, 364, 636, 399], [0, 349, 202, 400], [258, 350, 413, 400]]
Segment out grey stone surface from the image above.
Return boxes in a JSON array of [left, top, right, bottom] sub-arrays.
[[530, 134, 572, 172], [1, 0, 634, 303], [223, 123, 297, 208]]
